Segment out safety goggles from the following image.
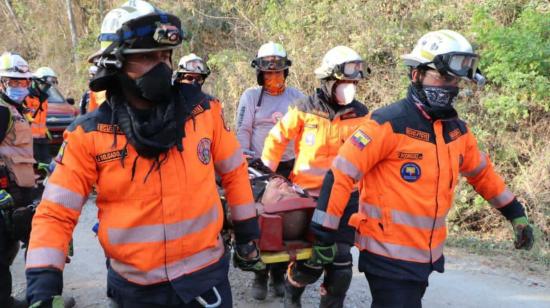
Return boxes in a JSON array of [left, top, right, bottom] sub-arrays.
[[179, 59, 210, 75], [253, 56, 290, 71], [181, 74, 205, 84], [39, 76, 58, 86], [428, 52, 480, 79], [3, 78, 30, 88], [333, 61, 367, 80]]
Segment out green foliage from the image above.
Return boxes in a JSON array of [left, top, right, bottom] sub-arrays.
[[471, 7, 550, 125]]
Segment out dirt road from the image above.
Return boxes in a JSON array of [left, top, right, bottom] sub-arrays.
[[12, 199, 550, 307]]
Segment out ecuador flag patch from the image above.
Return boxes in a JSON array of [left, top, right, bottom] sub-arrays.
[[350, 130, 371, 150]]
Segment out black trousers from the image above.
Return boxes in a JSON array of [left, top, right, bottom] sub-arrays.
[[366, 273, 428, 308], [0, 209, 19, 306], [109, 276, 233, 308], [33, 138, 51, 164]]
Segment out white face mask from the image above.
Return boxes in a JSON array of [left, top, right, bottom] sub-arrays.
[[334, 83, 356, 105]]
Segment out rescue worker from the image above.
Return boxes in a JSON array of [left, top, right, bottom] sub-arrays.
[[237, 42, 306, 300], [311, 30, 535, 308], [26, 66, 56, 163], [0, 51, 35, 308], [79, 65, 106, 115], [25, 1, 263, 307], [173, 53, 210, 86], [261, 46, 370, 308], [236, 42, 305, 178]]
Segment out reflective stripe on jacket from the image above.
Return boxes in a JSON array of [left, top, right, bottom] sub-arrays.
[[261, 89, 368, 194], [314, 97, 514, 265], [27, 98, 258, 285]]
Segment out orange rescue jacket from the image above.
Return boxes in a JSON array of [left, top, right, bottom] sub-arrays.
[[26, 98, 257, 285], [261, 90, 369, 196], [314, 98, 515, 265], [87, 90, 106, 113], [24, 96, 48, 139]]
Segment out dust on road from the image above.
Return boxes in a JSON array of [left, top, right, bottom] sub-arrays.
[[11, 199, 550, 307]]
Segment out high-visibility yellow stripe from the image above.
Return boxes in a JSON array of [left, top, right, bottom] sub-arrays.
[[261, 248, 312, 264]]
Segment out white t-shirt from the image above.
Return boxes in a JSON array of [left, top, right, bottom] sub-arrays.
[[236, 86, 305, 161]]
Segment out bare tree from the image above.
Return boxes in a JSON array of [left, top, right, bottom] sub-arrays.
[[3, 0, 32, 51], [65, 0, 78, 63], [99, 0, 104, 19]]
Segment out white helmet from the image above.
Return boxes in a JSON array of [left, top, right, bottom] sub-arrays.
[[176, 53, 210, 76], [251, 41, 291, 72], [89, 0, 184, 66], [314, 46, 367, 80], [402, 30, 482, 83], [0, 52, 33, 79], [34, 67, 57, 79], [257, 41, 287, 59]]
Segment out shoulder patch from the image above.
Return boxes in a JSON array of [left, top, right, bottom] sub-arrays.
[[197, 138, 212, 165], [54, 141, 68, 165], [350, 130, 371, 150]]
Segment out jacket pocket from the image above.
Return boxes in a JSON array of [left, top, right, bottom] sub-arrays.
[[5, 156, 36, 187]]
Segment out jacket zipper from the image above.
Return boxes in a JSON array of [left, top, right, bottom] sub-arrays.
[[448, 146, 453, 189], [428, 122, 441, 269]]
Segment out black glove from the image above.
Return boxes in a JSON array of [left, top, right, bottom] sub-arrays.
[[512, 217, 534, 250], [287, 241, 337, 287], [232, 241, 266, 272]]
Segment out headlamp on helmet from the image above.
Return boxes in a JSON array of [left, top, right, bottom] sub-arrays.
[[153, 23, 182, 46], [89, 0, 185, 68]]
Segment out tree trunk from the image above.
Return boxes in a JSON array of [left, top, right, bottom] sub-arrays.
[[98, 0, 104, 19], [65, 0, 78, 63], [3, 0, 31, 51]]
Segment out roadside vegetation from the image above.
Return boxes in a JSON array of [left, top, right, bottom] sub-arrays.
[[1, 0, 548, 266]]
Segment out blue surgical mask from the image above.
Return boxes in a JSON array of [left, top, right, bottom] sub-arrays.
[[5, 86, 29, 103]]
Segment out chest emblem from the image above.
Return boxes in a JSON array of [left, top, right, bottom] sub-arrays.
[[401, 162, 421, 182], [197, 138, 212, 165]]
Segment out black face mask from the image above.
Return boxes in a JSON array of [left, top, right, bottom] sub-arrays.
[[422, 85, 459, 108], [409, 85, 459, 120], [119, 62, 173, 105]]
